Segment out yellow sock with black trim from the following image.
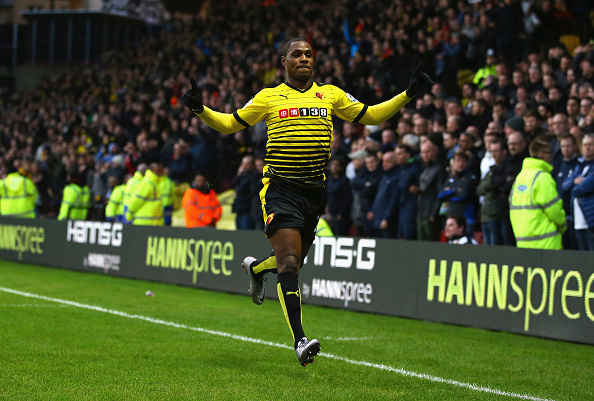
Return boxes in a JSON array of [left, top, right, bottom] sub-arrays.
[[251, 255, 277, 278], [277, 272, 304, 349]]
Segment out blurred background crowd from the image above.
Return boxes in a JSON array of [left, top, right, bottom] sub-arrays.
[[1, 0, 593, 249]]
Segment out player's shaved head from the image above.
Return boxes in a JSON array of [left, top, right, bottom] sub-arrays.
[[281, 38, 308, 58]]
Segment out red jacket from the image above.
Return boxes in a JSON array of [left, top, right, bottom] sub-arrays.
[[182, 188, 222, 228]]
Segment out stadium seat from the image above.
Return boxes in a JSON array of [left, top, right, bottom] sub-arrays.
[[559, 34, 580, 55]]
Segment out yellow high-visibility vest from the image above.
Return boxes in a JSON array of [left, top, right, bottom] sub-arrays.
[[0, 172, 38, 218], [509, 158, 566, 249]]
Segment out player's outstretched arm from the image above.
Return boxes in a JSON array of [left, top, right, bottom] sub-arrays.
[[358, 62, 434, 125], [181, 78, 244, 135]]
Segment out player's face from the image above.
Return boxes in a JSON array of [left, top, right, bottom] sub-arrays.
[[282, 41, 314, 84]]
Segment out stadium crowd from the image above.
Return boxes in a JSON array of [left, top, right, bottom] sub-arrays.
[[0, 0, 593, 250]]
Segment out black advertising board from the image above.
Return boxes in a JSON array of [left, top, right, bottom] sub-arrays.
[[0, 217, 591, 344]]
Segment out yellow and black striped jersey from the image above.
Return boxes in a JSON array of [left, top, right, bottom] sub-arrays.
[[232, 81, 367, 187]]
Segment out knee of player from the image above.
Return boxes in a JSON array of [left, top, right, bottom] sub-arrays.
[[277, 254, 300, 274]]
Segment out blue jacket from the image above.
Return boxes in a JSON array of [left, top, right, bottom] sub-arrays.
[[562, 159, 594, 229], [571, 169, 594, 230], [232, 170, 260, 215], [370, 166, 400, 228], [438, 168, 478, 226], [398, 159, 421, 210], [555, 155, 582, 216]]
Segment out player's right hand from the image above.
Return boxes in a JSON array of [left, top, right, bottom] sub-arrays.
[[182, 78, 204, 114]]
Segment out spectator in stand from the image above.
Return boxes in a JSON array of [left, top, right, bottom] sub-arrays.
[[445, 215, 478, 245], [492, 100, 512, 128], [411, 138, 446, 242], [556, 134, 582, 250], [345, 137, 368, 181], [579, 97, 593, 128], [443, 131, 459, 161], [438, 150, 479, 236], [350, 152, 382, 237], [251, 157, 265, 232], [231, 155, 260, 230], [492, 131, 529, 245], [550, 113, 571, 171], [376, 129, 398, 160], [563, 133, 594, 250], [325, 158, 352, 236], [446, 116, 465, 140], [395, 144, 421, 240], [469, 98, 492, 133], [396, 118, 413, 140], [182, 172, 222, 229], [523, 109, 548, 143], [477, 138, 508, 246], [480, 130, 499, 180], [504, 116, 525, 140], [367, 151, 400, 238], [527, 64, 545, 94], [167, 142, 193, 185], [413, 116, 430, 138], [458, 131, 481, 177]]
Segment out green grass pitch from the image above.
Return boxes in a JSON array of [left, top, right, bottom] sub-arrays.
[[0, 260, 592, 401]]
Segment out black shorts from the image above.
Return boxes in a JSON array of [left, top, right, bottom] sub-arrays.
[[259, 177, 326, 244]]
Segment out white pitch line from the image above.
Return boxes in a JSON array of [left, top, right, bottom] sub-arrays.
[[0, 303, 70, 307], [0, 286, 557, 401], [323, 336, 373, 341]]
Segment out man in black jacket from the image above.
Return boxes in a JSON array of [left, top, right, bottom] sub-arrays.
[[231, 155, 260, 230], [411, 140, 446, 241], [491, 131, 529, 245], [350, 153, 382, 237]]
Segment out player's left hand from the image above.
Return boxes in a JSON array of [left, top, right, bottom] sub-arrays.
[[406, 62, 435, 98], [182, 78, 205, 114]]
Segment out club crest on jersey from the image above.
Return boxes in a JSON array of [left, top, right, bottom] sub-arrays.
[[315, 92, 324, 100], [266, 213, 275, 225], [346, 93, 359, 102]]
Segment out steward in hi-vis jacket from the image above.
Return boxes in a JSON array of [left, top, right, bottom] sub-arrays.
[[509, 138, 566, 249]]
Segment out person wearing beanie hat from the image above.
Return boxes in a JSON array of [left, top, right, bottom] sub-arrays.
[[427, 131, 444, 149], [505, 116, 525, 136], [473, 48, 497, 89]]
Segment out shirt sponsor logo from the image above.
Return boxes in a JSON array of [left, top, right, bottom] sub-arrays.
[[279, 107, 328, 119]]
